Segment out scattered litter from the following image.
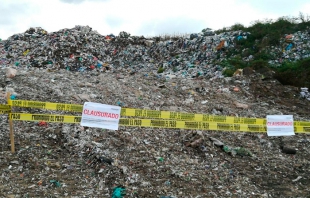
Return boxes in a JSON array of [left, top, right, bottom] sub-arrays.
[[210, 137, 224, 147], [6, 67, 17, 78], [50, 180, 61, 187], [112, 186, 126, 198], [98, 156, 114, 165], [292, 176, 302, 182], [223, 145, 252, 157]]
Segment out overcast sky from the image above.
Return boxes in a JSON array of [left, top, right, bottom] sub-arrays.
[[1, 0, 310, 40]]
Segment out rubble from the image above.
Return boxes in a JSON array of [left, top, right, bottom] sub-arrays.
[[0, 26, 309, 197]]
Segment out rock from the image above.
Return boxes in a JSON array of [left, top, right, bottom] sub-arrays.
[[233, 101, 249, 109], [76, 94, 91, 101]]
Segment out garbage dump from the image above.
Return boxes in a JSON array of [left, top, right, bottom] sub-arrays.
[[0, 26, 309, 197]]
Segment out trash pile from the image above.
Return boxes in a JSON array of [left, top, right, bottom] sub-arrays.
[[268, 31, 310, 65], [300, 87, 310, 100], [0, 64, 310, 197], [0, 26, 310, 197], [0, 26, 250, 80], [1, 26, 310, 80]]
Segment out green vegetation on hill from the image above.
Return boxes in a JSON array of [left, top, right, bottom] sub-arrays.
[[217, 13, 310, 88], [275, 57, 310, 88]]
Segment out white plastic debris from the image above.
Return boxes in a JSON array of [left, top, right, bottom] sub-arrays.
[[6, 67, 17, 78]]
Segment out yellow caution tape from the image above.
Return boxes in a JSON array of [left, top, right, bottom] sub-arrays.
[[9, 113, 81, 123], [8, 113, 310, 133], [0, 104, 11, 110], [8, 99, 310, 126], [9, 100, 82, 112], [0, 110, 11, 114], [0, 104, 11, 114]]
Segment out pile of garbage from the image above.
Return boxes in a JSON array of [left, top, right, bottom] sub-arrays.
[[266, 30, 310, 65], [0, 26, 249, 80], [1, 65, 310, 197], [1, 26, 310, 81], [0, 25, 310, 197]]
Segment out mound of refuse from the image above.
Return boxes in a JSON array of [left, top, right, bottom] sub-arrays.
[[0, 25, 247, 80], [0, 25, 310, 197]]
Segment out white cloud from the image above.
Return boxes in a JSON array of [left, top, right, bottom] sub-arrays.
[[59, 0, 109, 4], [0, 0, 309, 40]]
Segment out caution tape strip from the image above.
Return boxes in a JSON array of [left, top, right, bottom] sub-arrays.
[[9, 100, 82, 112], [0, 110, 11, 114], [10, 113, 81, 123], [0, 104, 11, 114], [0, 104, 11, 110], [7, 99, 310, 126], [8, 113, 310, 133]]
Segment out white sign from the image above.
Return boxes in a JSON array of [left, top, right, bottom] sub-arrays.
[[81, 102, 121, 130], [266, 115, 294, 136]]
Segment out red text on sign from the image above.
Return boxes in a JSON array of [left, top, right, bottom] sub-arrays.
[[83, 109, 119, 119], [267, 121, 293, 126]]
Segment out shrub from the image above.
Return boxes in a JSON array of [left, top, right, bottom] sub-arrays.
[[250, 59, 269, 70], [220, 57, 247, 77], [222, 68, 235, 77], [274, 57, 310, 87], [230, 23, 246, 31]]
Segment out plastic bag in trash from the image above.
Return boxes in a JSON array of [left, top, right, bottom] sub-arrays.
[[300, 88, 310, 100], [6, 67, 17, 78]]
